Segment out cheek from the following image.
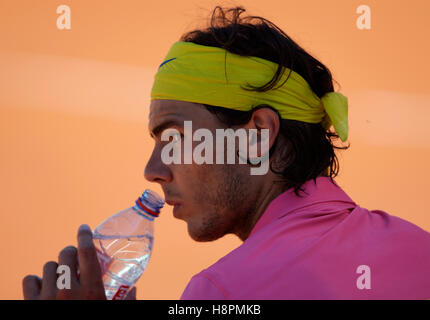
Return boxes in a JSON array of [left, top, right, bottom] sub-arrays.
[[174, 163, 217, 189], [194, 165, 223, 194]]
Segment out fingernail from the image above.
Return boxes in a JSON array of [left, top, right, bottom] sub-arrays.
[[78, 224, 91, 232]]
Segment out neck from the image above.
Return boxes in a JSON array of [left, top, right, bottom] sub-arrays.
[[234, 173, 330, 241], [235, 179, 286, 241]]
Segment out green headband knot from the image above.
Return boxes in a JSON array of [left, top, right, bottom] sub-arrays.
[[151, 41, 348, 142]]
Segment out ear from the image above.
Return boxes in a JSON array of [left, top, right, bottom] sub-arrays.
[[243, 107, 280, 156]]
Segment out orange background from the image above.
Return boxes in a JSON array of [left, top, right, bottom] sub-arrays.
[[1, 0, 430, 299]]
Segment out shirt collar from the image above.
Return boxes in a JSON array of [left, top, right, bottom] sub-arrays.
[[248, 177, 357, 238]]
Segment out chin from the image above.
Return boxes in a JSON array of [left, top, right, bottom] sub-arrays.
[[187, 224, 225, 242]]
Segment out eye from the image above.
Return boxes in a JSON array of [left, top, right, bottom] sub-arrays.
[[172, 132, 182, 143], [162, 128, 183, 143]]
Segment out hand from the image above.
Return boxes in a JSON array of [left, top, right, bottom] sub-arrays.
[[22, 224, 117, 300]]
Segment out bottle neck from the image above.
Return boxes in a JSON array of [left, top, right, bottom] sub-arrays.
[[132, 205, 156, 221], [136, 198, 160, 217]]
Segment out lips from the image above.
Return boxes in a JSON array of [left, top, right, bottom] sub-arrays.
[[172, 204, 182, 217], [165, 199, 181, 206], [165, 200, 182, 217]]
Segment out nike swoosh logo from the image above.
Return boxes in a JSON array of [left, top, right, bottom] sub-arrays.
[[158, 57, 177, 69]]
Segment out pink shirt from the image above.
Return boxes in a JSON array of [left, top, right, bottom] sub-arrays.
[[180, 177, 430, 299]]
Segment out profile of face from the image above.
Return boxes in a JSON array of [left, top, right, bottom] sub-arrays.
[[144, 99, 279, 242]]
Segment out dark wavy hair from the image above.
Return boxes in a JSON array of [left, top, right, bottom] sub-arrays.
[[180, 6, 350, 196]]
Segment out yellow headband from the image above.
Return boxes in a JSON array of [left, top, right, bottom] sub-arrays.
[[150, 41, 348, 142]]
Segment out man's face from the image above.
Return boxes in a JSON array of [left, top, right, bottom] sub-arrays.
[[145, 99, 255, 242]]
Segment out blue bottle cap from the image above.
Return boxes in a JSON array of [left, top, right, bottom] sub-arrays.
[[135, 189, 165, 217]]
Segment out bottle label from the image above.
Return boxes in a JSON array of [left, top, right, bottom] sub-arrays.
[[95, 248, 113, 276], [112, 285, 130, 300]]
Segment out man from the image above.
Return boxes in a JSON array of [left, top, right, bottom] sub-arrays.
[[22, 6, 430, 299]]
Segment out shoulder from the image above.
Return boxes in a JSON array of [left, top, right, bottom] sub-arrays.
[[180, 270, 228, 300], [180, 240, 256, 300]]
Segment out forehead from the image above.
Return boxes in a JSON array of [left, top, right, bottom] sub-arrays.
[[149, 99, 209, 125]]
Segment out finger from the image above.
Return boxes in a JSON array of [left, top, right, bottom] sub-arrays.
[[124, 287, 137, 300], [40, 261, 59, 300], [22, 275, 42, 300], [58, 246, 79, 284], [77, 224, 105, 298]]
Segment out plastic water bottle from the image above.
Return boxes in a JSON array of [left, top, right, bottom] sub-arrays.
[[92, 189, 165, 300]]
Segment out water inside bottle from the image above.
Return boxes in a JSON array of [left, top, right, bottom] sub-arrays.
[[93, 233, 153, 300]]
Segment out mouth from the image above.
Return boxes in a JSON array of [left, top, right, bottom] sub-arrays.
[[165, 199, 180, 206], [165, 200, 182, 217], [172, 204, 182, 217]]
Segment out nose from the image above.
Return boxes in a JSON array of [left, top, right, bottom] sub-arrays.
[[144, 145, 173, 184]]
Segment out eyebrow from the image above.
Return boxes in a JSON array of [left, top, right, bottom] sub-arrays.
[[150, 119, 184, 138]]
